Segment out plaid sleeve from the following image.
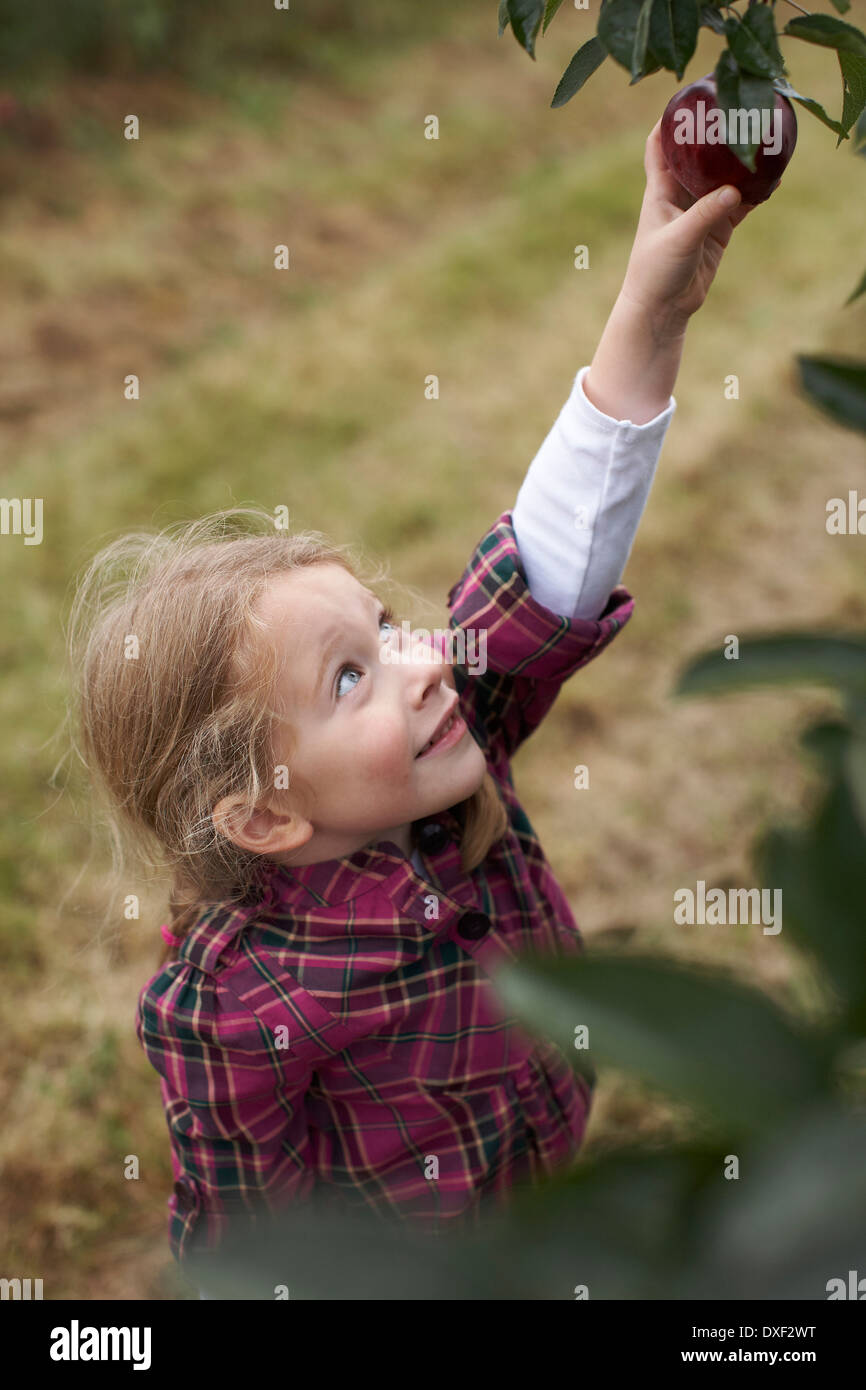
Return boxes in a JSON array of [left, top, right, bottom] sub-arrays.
[[445, 508, 634, 764], [136, 959, 348, 1268]]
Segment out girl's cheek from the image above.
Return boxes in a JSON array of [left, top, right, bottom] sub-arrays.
[[365, 718, 411, 777]]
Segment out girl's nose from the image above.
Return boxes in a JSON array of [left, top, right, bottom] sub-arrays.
[[405, 632, 447, 700]]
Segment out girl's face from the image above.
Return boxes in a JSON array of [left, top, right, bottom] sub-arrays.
[[241, 563, 487, 865]]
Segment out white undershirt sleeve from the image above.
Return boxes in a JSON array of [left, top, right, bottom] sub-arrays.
[[512, 364, 677, 620]]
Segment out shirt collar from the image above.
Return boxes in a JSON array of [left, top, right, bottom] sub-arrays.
[[265, 805, 466, 907], [175, 805, 471, 973]]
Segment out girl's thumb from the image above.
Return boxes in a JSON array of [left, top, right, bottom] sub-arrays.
[[675, 184, 741, 243]]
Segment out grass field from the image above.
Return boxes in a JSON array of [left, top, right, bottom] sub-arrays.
[[0, 4, 864, 1298]]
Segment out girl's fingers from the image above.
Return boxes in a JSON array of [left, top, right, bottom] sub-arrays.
[[644, 118, 666, 178], [644, 119, 675, 189], [645, 120, 760, 227], [643, 120, 694, 212]]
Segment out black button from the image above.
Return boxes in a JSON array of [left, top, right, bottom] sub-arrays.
[[457, 910, 490, 940], [173, 1180, 197, 1211], [417, 821, 450, 855]]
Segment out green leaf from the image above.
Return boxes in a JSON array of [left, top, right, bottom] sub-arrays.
[[498, 0, 511, 36], [650, 0, 700, 81], [672, 633, 866, 703], [186, 1142, 722, 1299], [785, 15, 866, 142], [542, 0, 566, 34], [505, 0, 546, 57], [490, 1142, 731, 1298], [783, 15, 866, 141], [598, 0, 664, 78], [800, 718, 853, 779], [713, 52, 745, 158], [699, 4, 727, 38], [839, 47, 866, 144], [631, 0, 655, 82], [714, 51, 775, 172], [675, 1102, 866, 1300], [844, 266, 866, 307], [797, 353, 866, 434], [784, 13, 866, 61], [739, 70, 779, 165], [756, 769, 866, 1031], [551, 37, 608, 107], [184, 1105, 866, 1300], [772, 75, 848, 138], [828, 0, 851, 13], [187, 1189, 503, 1300], [844, 727, 866, 836], [726, 2, 784, 80], [488, 952, 831, 1136]]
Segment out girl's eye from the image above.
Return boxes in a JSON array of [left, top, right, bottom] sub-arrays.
[[335, 607, 398, 699]]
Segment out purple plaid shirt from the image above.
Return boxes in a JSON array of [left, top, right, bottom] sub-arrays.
[[136, 508, 634, 1268]]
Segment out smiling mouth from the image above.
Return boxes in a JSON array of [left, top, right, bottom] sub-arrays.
[[416, 707, 462, 758]]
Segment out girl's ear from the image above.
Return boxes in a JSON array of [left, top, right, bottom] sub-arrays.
[[212, 794, 313, 856]]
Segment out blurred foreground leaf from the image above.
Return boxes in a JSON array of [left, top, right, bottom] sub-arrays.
[[188, 1100, 866, 1300], [755, 749, 866, 1034], [488, 952, 833, 1137], [184, 1143, 727, 1300], [796, 354, 866, 432], [673, 634, 866, 712], [674, 1100, 866, 1299]]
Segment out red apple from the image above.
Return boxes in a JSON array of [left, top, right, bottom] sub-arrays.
[[661, 73, 797, 205]]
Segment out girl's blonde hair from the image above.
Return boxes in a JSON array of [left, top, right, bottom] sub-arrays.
[[64, 507, 508, 969]]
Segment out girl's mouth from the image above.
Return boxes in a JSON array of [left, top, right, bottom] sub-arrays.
[[415, 708, 467, 759]]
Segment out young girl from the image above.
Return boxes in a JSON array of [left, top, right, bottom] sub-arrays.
[[68, 121, 752, 1298]]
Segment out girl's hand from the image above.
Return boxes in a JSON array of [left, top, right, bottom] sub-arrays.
[[618, 116, 757, 339]]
